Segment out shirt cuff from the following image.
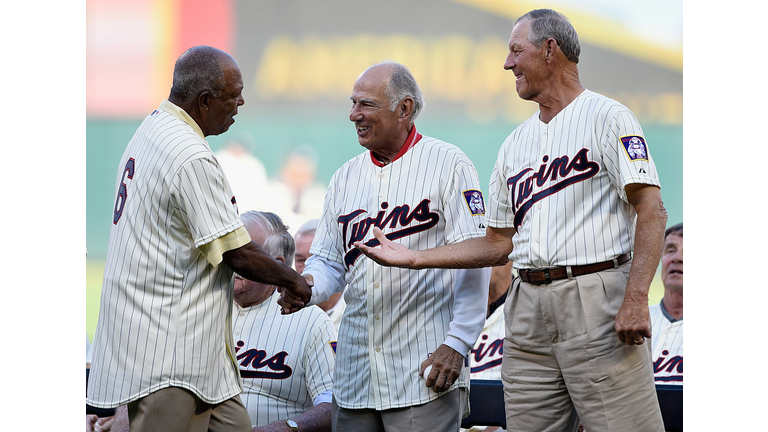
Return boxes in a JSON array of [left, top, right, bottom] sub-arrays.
[[198, 226, 251, 267]]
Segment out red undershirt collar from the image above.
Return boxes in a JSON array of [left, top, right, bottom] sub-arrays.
[[370, 126, 422, 167]]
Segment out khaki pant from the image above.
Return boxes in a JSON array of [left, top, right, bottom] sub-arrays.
[[332, 388, 467, 432], [502, 261, 664, 432], [127, 387, 251, 432]]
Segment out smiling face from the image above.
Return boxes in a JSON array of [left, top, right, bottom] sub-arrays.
[[661, 233, 683, 292], [503, 18, 549, 101], [348, 65, 405, 156], [201, 56, 245, 136]]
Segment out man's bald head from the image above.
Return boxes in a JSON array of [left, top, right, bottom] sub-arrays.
[[169, 46, 232, 106]]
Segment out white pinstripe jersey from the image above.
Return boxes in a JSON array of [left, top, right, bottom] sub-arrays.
[[307, 128, 489, 410], [468, 304, 505, 380], [649, 302, 683, 384], [234, 291, 336, 426], [325, 292, 346, 333], [463, 300, 507, 432], [87, 100, 246, 408], [487, 90, 661, 268]]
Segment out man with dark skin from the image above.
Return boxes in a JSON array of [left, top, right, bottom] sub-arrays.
[[87, 46, 312, 432]]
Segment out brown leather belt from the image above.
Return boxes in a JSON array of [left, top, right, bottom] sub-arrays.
[[518, 253, 632, 285]]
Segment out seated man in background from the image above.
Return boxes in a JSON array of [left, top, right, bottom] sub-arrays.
[[294, 218, 346, 332], [649, 222, 683, 384], [234, 211, 337, 432]]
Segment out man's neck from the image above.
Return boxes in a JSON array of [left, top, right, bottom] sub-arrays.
[[371, 125, 414, 165], [536, 73, 584, 124], [235, 286, 277, 309], [661, 289, 683, 320]]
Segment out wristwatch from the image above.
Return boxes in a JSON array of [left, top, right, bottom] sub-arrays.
[[284, 419, 299, 431]]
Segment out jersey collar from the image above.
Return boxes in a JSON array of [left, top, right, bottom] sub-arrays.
[[160, 100, 206, 139], [370, 125, 422, 167]]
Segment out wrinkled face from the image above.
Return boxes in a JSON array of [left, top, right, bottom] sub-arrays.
[[503, 19, 549, 101], [349, 66, 402, 153], [203, 57, 245, 136], [661, 233, 683, 292], [294, 232, 314, 274]]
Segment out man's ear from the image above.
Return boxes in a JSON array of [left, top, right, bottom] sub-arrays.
[[276, 255, 286, 264], [198, 91, 212, 112], [399, 98, 414, 121], [545, 38, 558, 62]]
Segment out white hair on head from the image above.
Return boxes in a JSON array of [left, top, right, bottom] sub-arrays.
[[369, 61, 425, 124], [241, 211, 296, 267]]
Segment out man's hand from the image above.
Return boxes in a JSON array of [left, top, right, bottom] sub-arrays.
[[86, 414, 115, 432], [420, 344, 464, 393], [278, 274, 313, 314], [615, 293, 652, 346], [354, 227, 418, 268]]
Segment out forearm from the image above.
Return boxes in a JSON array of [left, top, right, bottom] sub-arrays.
[[303, 255, 347, 306], [625, 186, 668, 302], [223, 241, 302, 289], [287, 402, 332, 432], [412, 228, 514, 270]]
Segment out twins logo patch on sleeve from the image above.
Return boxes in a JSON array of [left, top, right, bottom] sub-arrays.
[[620, 135, 649, 162], [463, 190, 485, 215]]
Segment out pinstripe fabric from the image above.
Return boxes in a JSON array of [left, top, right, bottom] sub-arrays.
[[234, 291, 336, 426], [649, 303, 683, 384], [487, 90, 661, 268], [308, 131, 488, 410], [87, 101, 246, 408], [468, 306, 505, 380]]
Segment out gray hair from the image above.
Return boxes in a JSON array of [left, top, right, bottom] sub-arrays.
[[169, 45, 227, 105], [241, 211, 296, 267], [516, 9, 581, 64], [375, 61, 425, 123], [295, 218, 319, 238], [664, 222, 683, 239]]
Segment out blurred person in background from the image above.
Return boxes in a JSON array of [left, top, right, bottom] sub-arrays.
[[284, 60, 491, 432], [355, 9, 667, 432], [86, 45, 312, 432], [234, 211, 336, 432], [215, 133, 270, 213], [649, 222, 683, 384], [270, 147, 328, 232]]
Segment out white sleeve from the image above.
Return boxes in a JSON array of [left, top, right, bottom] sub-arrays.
[[303, 254, 347, 306], [303, 314, 337, 403], [443, 267, 491, 355], [313, 390, 333, 406]]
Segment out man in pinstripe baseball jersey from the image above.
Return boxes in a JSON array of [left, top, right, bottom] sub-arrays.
[[281, 61, 492, 431], [649, 223, 683, 385], [233, 211, 336, 432], [86, 46, 312, 432], [357, 9, 667, 432]]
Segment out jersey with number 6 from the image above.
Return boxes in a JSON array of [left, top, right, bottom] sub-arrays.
[[87, 100, 247, 408]]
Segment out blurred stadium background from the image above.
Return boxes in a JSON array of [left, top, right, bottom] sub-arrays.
[[86, 0, 682, 341]]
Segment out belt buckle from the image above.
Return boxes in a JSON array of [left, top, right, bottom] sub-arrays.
[[543, 270, 551, 284]]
